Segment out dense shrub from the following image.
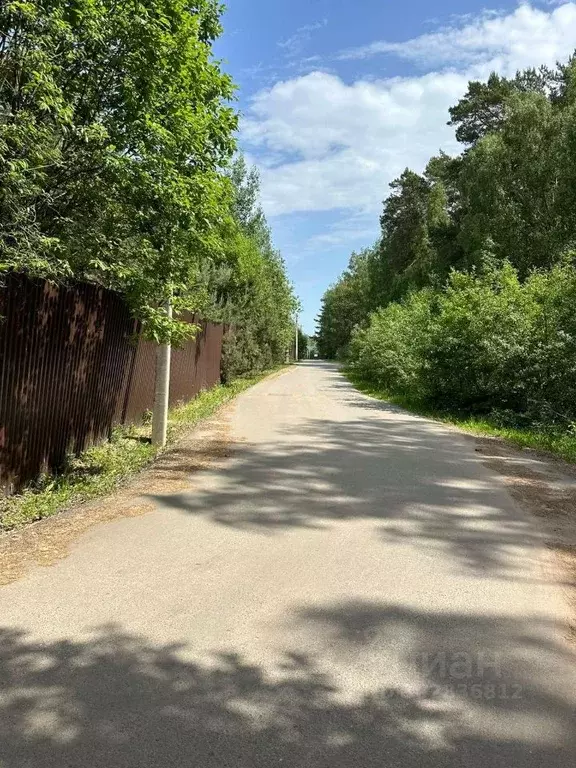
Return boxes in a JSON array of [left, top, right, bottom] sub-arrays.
[[349, 290, 433, 400], [424, 263, 537, 411], [524, 263, 576, 421], [221, 326, 278, 382], [349, 259, 576, 424]]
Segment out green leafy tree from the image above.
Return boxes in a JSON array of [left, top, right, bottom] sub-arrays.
[[447, 65, 566, 146], [316, 247, 375, 359], [297, 328, 309, 359], [0, 0, 238, 341], [457, 89, 576, 273], [448, 73, 517, 145], [220, 156, 297, 379], [370, 167, 455, 305], [320, 52, 576, 432]]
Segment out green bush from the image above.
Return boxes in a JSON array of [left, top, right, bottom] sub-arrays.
[[221, 326, 271, 382], [349, 258, 576, 425], [523, 262, 576, 421], [424, 262, 537, 411], [349, 289, 434, 399]]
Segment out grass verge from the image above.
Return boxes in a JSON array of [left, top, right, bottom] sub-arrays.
[[0, 368, 287, 532], [344, 368, 576, 464]]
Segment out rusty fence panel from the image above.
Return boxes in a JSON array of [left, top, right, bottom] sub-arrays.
[[0, 274, 224, 491]]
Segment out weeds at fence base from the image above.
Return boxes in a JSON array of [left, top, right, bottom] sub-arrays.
[[0, 369, 286, 532], [344, 368, 576, 465]]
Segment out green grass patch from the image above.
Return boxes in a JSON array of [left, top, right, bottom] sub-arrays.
[[0, 367, 287, 532], [344, 368, 576, 464]]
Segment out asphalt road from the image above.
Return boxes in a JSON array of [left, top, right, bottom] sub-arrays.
[[0, 362, 575, 767]]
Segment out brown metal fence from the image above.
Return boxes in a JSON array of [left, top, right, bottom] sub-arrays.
[[0, 274, 224, 491]]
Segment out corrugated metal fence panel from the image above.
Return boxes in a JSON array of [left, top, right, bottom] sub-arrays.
[[123, 314, 225, 422], [169, 312, 203, 407], [0, 274, 136, 491], [0, 274, 224, 491], [170, 315, 223, 405], [121, 336, 156, 425], [202, 321, 225, 392]]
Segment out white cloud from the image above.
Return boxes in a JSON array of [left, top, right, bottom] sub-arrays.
[[241, 3, 576, 218], [338, 3, 576, 68], [243, 70, 464, 215]]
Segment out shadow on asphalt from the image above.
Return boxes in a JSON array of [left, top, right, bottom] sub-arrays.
[[149, 364, 549, 581], [0, 607, 574, 767]]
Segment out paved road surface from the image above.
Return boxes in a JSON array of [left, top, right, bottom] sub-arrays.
[[0, 362, 575, 767]]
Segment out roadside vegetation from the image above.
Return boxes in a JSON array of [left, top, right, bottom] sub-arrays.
[[0, 0, 297, 353], [0, 369, 285, 531], [317, 54, 576, 462]]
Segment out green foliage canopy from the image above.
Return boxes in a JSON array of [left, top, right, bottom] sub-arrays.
[[317, 52, 576, 428], [219, 156, 297, 379], [0, 0, 238, 341]]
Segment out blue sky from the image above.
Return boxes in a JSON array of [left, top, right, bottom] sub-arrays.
[[215, 1, 576, 333]]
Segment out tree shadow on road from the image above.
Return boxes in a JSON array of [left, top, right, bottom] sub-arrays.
[[0, 600, 575, 767], [148, 372, 553, 584]]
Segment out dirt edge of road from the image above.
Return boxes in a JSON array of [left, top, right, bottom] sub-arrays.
[[0, 367, 294, 587], [471, 435, 576, 642], [0, 405, 238, 587]]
